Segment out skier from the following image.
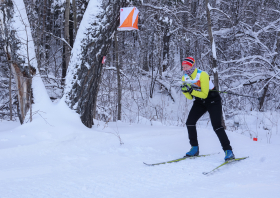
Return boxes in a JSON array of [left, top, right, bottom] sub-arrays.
[[180, 57, 235, 161]]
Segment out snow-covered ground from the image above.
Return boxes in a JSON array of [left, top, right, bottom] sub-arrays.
[[0, 100, 280, 198]]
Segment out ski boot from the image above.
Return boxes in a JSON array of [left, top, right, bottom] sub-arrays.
[[224, 150, 235, 161], [185, 146, 199, 157]]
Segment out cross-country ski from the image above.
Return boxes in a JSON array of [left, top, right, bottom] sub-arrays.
[[144, 153, 218, 166], [202, 156, 249, 175]]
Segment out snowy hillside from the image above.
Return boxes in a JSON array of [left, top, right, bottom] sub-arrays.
[[0, 100, 280, 198]]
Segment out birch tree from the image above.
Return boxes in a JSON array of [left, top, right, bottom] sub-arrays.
[[0, 0, 49, 123]]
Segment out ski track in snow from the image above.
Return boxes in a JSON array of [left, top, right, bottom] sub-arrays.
[[0, 119, 280, 198]]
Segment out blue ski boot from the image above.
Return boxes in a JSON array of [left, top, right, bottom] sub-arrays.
[[224, 150, 235, 161], [185, 146, 199, 157]]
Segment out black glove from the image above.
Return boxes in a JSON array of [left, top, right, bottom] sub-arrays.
[[181, 84, 193, 94]]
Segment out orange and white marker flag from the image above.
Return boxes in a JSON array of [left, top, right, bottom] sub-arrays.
[[117, 7, 139, 31]]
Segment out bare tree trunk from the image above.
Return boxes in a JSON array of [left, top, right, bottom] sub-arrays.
[[42, 0, 46, 35], [206, 0, 219, 91], [7, 51, 31, 124], [35, 1, 42, 72], [259, 84, 268, 111], [9, 66, 12, 121], [150, 34, 155, 98], [61, 0, 71, 86], [72, 0, 77, 39], [115, 33, 122, 120], [26, 34, 32, 122], [41, 0, 47, 64], [29, 78, 32, 121], [64, 0, 70, 68], [158, 33, 162, 77], [205, 0, 226, 129], [92, 78, 101, 120], [162, 28, 170, 72]]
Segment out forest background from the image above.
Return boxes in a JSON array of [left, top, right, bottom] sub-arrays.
[[0, 0, 280, 136]]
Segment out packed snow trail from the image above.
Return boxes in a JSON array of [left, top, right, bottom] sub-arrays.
[[0, 102, 280, 198]]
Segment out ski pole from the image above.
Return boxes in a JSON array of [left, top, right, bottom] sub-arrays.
[[210, 90, 262, 101]]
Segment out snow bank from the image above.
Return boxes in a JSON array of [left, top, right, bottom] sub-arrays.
[[0, 117, 280, 197]]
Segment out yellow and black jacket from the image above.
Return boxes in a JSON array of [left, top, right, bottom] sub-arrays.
[[182, 68, 215, 100]]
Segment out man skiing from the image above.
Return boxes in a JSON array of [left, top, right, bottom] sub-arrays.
[[180, 57, 235, 161]]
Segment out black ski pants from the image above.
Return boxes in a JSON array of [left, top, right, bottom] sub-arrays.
[[186, 93, 232, 151]]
